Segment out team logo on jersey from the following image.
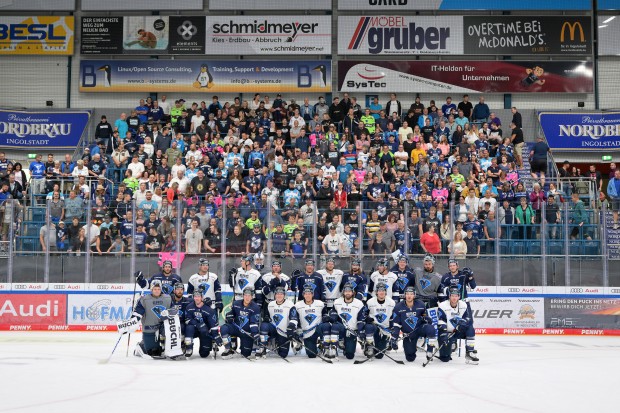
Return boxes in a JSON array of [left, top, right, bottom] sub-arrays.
[[195, 314, 204, 323], [199, 283, 211, 293], [162, 284, 174, 295], [419, 278, 431, 290], [325, 280, 338, 293], [449, 316, 462, 328], [395, 277, 408, 291], [238, 278, 249, 290], [152, 305, 166, 319], [238, 315, 249, 329], [304, 313, 317, 325], [340, 312, 352, 323], [404, 316, 418, 330], [345, 280, 357, 290], [272, 313, 284, 326], [375, 313, 388, 324]]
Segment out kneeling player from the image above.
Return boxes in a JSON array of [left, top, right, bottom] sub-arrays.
[[290, 285, 328, 359], [326, 283, 367, 360], [258, 287, 295, 359], [391, 286, 436, 363], [220, 287, 261, 359], [184, 290, 223, 358], [437, 287, 479, 364], [365, 283, 395, 358]]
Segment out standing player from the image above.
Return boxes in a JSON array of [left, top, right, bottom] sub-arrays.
[[341, 258, 368, 302], [229, 254, 262, 300], [318, 257, 344, 309], [390, 286, 436, 363], [184, 290, 223, 358], [439, 259, 477, 302], [437, 287, 478, 364], [256, 260, 290, 316], [137, 260, 183, 294], [289, 285, 329, 359], [390, 255, 415, 302], [369, 258, 399, 301], [187, 258, 222, 313], [413, 254, 443, 308], [220, 287, 261, 359], [257, 287, 296, 359], [364, 283, 395, 358], [291, 259, 325, 302], [327, 283, 367, 360]]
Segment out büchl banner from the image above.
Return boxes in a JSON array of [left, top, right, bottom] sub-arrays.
[[0, 110, 91, 148], [79, 60, 331, 93], [338, 15, 463, 55], [0, 16, 74, 55], [337, 0, 591, 10], [205, 16, 331, 55], [338, 60, 593, 93], [80, 16, 206, 55], [538, 112, 620, 151], [209, 0, 331, 10], [464, 16, 592, 56]]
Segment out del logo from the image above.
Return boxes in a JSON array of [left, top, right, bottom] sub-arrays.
[[560, 21, 585, 43], [348, 16, 450, 54]]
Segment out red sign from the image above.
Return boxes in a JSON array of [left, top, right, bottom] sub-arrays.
[[0, 294, 67, 325]]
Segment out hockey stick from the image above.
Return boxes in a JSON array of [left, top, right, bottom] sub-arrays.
[[126, 274, 140, 357], [422, 331, 457, 367], [99, 334, 124, 364], [353, 335, 405, 365], [233, 322, 290, 363], [295, 338, 333, 364], [337, 314, 405, 365]]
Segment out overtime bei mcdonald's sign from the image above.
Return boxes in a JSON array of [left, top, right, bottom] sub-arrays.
[[560, 21, 586, 42]]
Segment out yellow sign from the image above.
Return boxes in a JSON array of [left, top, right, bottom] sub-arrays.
[[560, 21, 585, 43], [0, 16, 74, 55]]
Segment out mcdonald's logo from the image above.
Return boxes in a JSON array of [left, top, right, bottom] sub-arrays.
[[560, 21, 585, 43]]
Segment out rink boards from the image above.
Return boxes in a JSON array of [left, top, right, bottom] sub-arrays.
[[0, 284, 619, 334]]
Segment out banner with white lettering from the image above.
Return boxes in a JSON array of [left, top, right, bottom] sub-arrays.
[[545, 297, 620, 329], [338, 60, 593, 93], [538, 112, 620, 150], [337, 0, 591, 11], [0, 110, 91, 148], [338, 15, 463, 55], [205, 15, 331, 55], [0, 16, 74, 55], [469, 297, 544, 329]]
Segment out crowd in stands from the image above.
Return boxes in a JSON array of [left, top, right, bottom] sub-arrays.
[[0, 92, 614, 257]]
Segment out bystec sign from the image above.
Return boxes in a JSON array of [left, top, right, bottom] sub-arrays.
[[206, 16, 331, 55], [0, 16, 74, 55], [338, 16, 463, 55], [539, 112, 620, 150]]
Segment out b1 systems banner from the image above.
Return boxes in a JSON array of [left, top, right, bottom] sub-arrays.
[[338, 16, 463, 55], [464, 16, 592, 55], [81, 16, 205, 55], [0, 16, 74, 55], [338, 61, 593, 93], [205, 16, 331, 55], [80, 60, 331, 93], [0, 110, 91, 148], [538, 112, 620, 150], [337, 0, 591, 10], [209, 0, 331, 10]]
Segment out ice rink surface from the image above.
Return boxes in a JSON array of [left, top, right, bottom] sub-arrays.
[[1, 332, 617, 413]]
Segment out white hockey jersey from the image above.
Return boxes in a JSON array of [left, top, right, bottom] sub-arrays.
[[267, 300, 295, 337], [333, 297, 366, 332], [293, 299, 325, 339], [438, 299, 470, 333], [366, 296, 396, 335], [233, 267, 261, 299], [369, 271, 399, 300], [318, 268, 344, 307], [187, 272, 219, 302], [259, 272, 291, 302]]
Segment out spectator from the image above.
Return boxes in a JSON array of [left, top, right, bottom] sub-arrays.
[[472, 96, 490, 123], [420, 224, 441, 255], [529, 136, 550, 186], [39, 221, 57, 252], [515, 197, 535, 239], [448, 231, 467, 259], [569, 192, 591, 240]]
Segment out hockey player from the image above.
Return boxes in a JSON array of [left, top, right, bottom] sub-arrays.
[[341, 258, 368, 302], [289, 285, 328, 359], [369, 258, 399, 301], [229, 254, 262, 300], [291, 259, 325, 302], [169, 282, 191, 336], [390, 286, 436, 363], [390, 255, 415, 302], [364, 283, 396, 358], [413, 254, 443, 308], [318, 257, 344, 309], [184, 290, 223, 358], [439, 260, 477, 302], [325, 283, 367, 360], [437, 287, 478, 364], [257, 287, 296, 359], [123, 280, 173, 358], [187, 258, 223, 313], [220, 287, 262, 359], [256, 260, 290, 315], [136, 261, 183, 294]]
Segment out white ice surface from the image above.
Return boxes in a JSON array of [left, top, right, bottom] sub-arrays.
[[0, 333, 617, 413]]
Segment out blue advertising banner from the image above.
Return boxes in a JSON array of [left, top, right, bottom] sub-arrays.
[[0, 110, 91, 148], [538, 112, 620, 150], [79, 60, 331, 93], [338, 0, 591, 11]]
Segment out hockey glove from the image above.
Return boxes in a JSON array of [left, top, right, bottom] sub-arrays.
[[215, 301, 223, 313], [253, 335, 261, 347], [286, 323, 296, 339], [228, 268, 237, 288], [225, 311, 234, 325], [202, 297, 213, 307], [134, 271, 144, 283], [214, 335, 223, 347], [423, 316, 433, 325], [390, 336, 399, 351], [328, 309, 339, 324]]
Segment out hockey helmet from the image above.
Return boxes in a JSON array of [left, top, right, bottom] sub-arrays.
[[272, 260, 282, 268], [193, 289, 204, 297], [448, 259, 459, 267], [302, 284, 314, 295], [375, 283, 388, 292], [254, 252, 265, 270], [423, 253, 436, 264], [404, 286, 416, 295], [274, 287, 286, 296], [162, 260, 173, 268], [173, 282, 184, 291], [342, 282, 354, 292], [242, 286, 255, 297], [351, 258, 361, 267], [325, 256, 335, 264], [199, 258, 209, 267], [305, 258, 315, 267], [398, 255, 408, 263], [377, 258, 389, 268], [449, 287, 460, 297], [241, 254, 254, 263], [150, 279, 163, 290]]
